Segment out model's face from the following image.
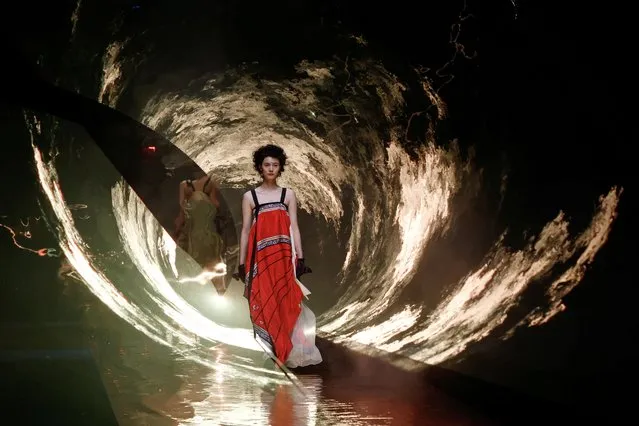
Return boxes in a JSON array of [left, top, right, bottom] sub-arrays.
[[261, 156, 281, 179]]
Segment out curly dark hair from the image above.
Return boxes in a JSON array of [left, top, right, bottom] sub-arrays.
[[252, 144, 287, 175]]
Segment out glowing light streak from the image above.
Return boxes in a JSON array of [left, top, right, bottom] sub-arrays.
[[0, 222, 59, 257]]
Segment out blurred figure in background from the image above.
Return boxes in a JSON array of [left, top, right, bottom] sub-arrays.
[[174, 170, 226, 295]]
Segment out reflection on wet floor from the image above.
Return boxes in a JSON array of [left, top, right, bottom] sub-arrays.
[[96, 332, 492, 426], [1, 277, 556, 425], [1, 319, 495, 426]]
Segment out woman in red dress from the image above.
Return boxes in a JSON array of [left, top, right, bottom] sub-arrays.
[[237, 144, 322, 368]]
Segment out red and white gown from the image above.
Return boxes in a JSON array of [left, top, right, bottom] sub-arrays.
[[244, 188, 322, 367]]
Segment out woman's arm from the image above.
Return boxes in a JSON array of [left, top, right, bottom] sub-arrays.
[[288, 190, 304, 259], [174, 181, 187, 235], [239, 192, 253, 265], [174, 209, 185, 235], [205, 176, 221, 208], [179, 180, 190, 208]]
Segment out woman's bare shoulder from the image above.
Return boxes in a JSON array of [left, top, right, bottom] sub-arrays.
[[242, 190, 256, 205]]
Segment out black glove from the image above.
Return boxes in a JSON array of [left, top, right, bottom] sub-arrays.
[[296, 258, 312, 279], [232, 264, 246, 283]]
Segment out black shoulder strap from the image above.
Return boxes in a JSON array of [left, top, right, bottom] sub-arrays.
[[250, 189, 260, 210], [280, 187, 287, 203]]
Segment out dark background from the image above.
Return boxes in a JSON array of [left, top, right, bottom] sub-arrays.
[[0, 0, 634, 415]]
